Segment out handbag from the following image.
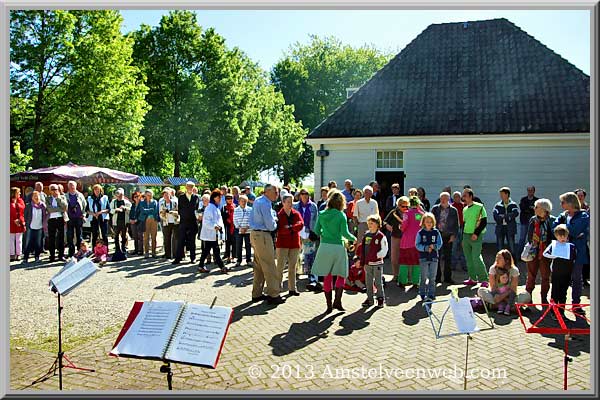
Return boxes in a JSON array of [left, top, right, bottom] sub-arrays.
[[521, 242, 535, 262], [308, 230, 319, 242]]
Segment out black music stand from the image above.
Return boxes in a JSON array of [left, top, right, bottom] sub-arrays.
[[32, 257, 98, 389]]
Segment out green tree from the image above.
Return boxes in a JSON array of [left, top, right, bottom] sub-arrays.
[[131, 10, 204, 177], [244, 84, 306, 185], [10, 141, 33, 174], [10, 10, 148, 170], [271, 35, 392, 180], [194, 28, 266, 187]]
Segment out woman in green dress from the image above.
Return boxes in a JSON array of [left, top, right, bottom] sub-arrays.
[[311, 190, 357, 314]]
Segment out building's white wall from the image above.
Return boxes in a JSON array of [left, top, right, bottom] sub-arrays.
[[310, 135, 591, 242]]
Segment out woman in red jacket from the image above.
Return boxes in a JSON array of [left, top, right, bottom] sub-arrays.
[[276, 193, 305, 296], [10, 187, 26, 262]]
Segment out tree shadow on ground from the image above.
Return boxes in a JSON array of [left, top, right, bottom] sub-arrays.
[[268, 312, 343, 356], [334, 307, 379, 336]]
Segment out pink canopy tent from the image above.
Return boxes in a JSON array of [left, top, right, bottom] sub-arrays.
[[10, 162, 138, 186]]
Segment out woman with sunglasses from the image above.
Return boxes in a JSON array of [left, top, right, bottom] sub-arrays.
[[383, 196, 409, 285]]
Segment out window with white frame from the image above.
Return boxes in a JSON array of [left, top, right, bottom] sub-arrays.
[[376, 150, 404, 169]]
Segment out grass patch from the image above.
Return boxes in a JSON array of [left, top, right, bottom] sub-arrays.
[[10, 324, 121, 353]]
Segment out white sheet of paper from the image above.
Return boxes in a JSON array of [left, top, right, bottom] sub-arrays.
[[112, 301, 184, 360], [165, 304, 232, 368], [449, 297, 480, 334], [550, 241, 571, 260], [49, 258, 98, 296], [300, 228, 310, 240]]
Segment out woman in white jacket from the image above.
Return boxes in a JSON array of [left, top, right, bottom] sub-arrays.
[[198, 190, 227, 274]]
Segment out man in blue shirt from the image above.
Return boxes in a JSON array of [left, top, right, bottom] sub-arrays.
[[245, 186, 256, 206], [249, 184, 283, 305], [341, 179, 354, 203]]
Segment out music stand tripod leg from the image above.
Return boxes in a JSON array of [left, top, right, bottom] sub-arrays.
[[564, 334, 572, 390], [464, 334, 472, 390], [160, 362, 173, 390]]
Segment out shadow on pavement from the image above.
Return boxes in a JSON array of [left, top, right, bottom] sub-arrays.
[[334, 307, 379, 336], [268, 313, 343, 357]]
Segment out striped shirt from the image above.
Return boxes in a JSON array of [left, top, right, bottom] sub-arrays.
[[233, 205, 252, 229]]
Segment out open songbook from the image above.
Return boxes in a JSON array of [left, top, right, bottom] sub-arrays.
[[48, 257, 98, 296], [110, 301, 234, 369]]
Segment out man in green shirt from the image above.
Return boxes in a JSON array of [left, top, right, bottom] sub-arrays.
[[461, 188, 488, 285]]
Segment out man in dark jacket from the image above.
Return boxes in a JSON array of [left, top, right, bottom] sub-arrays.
[[431, 192, 459, 284], [172, 181, 200, 264], [493, 187, 519, 258], [518, 186, 538, 257], [385, 183, 401, 215]]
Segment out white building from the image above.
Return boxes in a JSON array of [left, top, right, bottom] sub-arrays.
[[306, 19, 590, 242]]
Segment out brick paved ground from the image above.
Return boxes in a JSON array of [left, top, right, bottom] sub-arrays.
[[9, 235, 591, 392]]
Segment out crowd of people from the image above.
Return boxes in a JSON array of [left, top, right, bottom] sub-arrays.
[[9, 179, 590, 316]]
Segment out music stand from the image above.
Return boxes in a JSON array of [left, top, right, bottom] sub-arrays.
[[423, 296, 494, 390], [515, 301, 590, 390], [32, 257, 98, 390]]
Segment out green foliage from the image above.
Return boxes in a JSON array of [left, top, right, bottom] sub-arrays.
[[10, 10, 149, 171], [271, 35, 392, 180], [132, 13, 305, 187], [10, 141, 33, 173], [131, 11, 205, 178]]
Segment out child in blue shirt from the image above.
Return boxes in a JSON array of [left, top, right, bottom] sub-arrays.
[[415, 212, 443, 301]]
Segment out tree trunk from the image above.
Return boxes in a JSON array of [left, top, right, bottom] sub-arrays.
[[32, 12, 47, 168], [173, 150, 181, 177], [282, 170, 290, 186]]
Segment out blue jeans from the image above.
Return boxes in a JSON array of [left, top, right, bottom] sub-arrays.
[[571, 264, 584, 305], [496, 227, 515, 257], [517, 223, 528, 256], [235, 230, 252, 263], [452, 227, 466, 269], [419, 259, 438, 299], [24, 228, 43, 259]]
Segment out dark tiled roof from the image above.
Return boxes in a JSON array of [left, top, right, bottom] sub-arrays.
[[308, 18, 590, 139], [167, 177, 199, 186]]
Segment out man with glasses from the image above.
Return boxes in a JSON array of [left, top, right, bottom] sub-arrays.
[[249, 184, 284, 305], [431, 192, 459, 284], [65, 181, 87, 257], [45, 184, 68, 262]]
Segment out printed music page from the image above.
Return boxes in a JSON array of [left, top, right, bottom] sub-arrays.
[[165, 304, 232, 368], [112, 301, 184, 360]]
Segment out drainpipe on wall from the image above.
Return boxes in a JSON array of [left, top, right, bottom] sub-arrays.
[[315, 145, 330, 189], [319, 144, 325, 189]]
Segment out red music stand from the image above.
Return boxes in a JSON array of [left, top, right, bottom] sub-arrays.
[[515, 301, 590, 390]]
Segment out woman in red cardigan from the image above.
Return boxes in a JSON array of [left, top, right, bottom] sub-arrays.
[[10, 187, 26, 262], [276, 193, 305, 296]]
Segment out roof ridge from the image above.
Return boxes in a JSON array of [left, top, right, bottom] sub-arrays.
[[308, 17, 590, 139]]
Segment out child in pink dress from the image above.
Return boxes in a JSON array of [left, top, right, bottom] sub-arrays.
[[93, 239, 109, 265], [398, 196, 425, 289]]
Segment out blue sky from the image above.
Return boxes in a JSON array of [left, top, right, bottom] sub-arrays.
[[119, 9, 591, 75]]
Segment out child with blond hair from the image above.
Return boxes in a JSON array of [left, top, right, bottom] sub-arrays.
[[415, 212, 443, 301]]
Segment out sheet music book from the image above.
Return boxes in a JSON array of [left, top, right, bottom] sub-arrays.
[[110, 301, 234, 369], [544, 240, 571, 260], [449, 297, 480, 334], [48, 258, 98, 296]]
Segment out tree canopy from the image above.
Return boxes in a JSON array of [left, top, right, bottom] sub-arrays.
[[271, 35, 392, 181], [10, 10, 149, 171], [10, 11, 388, 187]]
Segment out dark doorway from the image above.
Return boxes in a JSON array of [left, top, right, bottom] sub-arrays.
[[375, 171, 406, 213]]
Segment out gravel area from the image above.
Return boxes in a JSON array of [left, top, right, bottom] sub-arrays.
[[10, 232, 253, 348]]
